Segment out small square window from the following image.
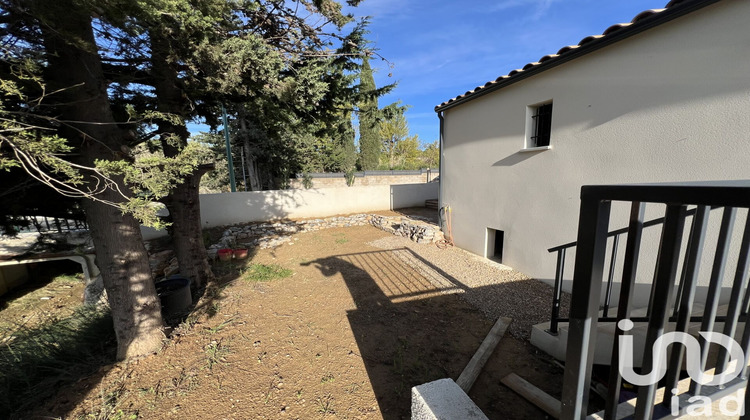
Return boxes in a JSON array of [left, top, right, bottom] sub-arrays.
[[527, 101, 553, 148]]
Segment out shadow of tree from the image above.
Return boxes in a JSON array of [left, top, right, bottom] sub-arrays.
[[0, 306, 116, 419], [304, 247, 564, 419]]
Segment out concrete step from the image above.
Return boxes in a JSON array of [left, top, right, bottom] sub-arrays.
[[530, 303, 738, 367]]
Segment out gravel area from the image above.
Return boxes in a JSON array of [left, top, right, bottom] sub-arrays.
[[368, 235, 571, 339]]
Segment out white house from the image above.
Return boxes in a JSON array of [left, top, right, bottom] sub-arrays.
[[435, 0, 750, 289]]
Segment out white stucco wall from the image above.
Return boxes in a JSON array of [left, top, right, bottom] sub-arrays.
[[141, 183, 439, 239], [440, 0, 750, 301]]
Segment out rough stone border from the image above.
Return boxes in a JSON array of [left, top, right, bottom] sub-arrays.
[[207, 213, 444, 258]]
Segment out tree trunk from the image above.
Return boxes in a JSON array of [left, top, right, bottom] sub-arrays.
[[394, 140, 396, 170], [162, 170, 214, 290], [151, 30, 214, 289], [33, 0, 164, 359], [239, 116, 263, 191], [242, 138, 263, 191], [82, 191, 165, 360]]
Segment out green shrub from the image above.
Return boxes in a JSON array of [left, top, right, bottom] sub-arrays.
[[302, 173, 314, 189]]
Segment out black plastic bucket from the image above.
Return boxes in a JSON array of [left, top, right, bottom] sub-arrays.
[[155, 275, 192, 318]]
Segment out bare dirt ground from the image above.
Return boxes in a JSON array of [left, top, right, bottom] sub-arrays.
[[21, 222, 567, 419], [0, 269, 86, 335]]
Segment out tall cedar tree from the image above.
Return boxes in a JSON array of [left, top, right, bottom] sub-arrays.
[[0, 0, 374, 359], [357, 56, 380, 170], [23, 0, 165, 359]]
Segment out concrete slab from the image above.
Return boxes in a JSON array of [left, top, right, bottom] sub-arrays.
[[411, 378, 489, 420], [530, 304, 740, 367]]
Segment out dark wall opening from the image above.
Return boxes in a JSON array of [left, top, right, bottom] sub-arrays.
[[487, 228, 504, 263]]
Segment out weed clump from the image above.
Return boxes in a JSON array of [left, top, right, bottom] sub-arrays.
[[241, 264, 292, 283], [0, 306, 115, 418]]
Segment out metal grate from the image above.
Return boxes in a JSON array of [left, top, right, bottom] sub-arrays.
[[530, 102, 553, 147]]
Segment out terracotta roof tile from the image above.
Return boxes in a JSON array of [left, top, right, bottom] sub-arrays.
[[602, 22, 631, 36], [538, 54, 559, 63], [435, 0, 715, 111]]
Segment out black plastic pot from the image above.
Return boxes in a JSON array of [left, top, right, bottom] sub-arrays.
[[155, 275, 192, 318]]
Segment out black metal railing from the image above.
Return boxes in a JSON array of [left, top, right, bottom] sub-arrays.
[[546, 207, 704, 335], [557, 181, 750, 419], [5, 215, 88, 234]]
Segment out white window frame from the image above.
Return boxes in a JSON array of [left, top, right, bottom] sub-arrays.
[[523, 100, 553, 152]]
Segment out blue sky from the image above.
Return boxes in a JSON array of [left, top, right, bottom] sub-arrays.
[[345, 0, 669, 144], [190, 0, 669, 145]]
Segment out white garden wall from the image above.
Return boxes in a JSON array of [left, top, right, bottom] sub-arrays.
[[141, 183, 438, 240]]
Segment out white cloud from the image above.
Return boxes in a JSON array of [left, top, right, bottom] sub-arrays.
[[344, 0, 415, 21], [484, 0, 561, 20]]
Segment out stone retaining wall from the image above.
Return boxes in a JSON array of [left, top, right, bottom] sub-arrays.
[[208, 213, 443, 257], [368, 215, 444, 244]]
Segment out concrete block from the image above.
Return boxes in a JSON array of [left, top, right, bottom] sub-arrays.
[[411, 378, 489, 420]]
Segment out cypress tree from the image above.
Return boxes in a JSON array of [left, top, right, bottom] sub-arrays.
[[358, 56, 381, 170]]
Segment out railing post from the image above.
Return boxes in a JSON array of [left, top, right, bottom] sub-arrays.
[[663, 206, 709, 399], [715, 210, 750, 383], [691, 207, 736, 396], [561, 196, 611, 419], [635, 204, 687, 419], [548, 248, 566, 335], [604, 202, 645, 420]]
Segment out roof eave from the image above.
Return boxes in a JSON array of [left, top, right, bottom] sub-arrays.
[[434, 0, 721, 114]]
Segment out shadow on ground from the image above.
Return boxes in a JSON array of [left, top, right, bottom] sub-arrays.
[[306, 247, 564, 419]]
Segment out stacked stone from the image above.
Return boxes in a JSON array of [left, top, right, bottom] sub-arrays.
[[368, 215, 397, 234], [394, 222, 436, 244], [207, 213, 443, 258], [207, 214, 371, 257], [368, 215, 444, 244]]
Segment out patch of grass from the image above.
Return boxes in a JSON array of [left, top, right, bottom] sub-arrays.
[[0, 305, 115, 418], [54, 273, 84, 284], [241, 263, 293, 283], [346, 383, 360, 394], [315, 393, 335, 415], [205, 318, 234, 335], [334, 238, 349, 244], [172, 313, 200, 336], [161, 367, 199, 397], [84, 381, 137, 420], [204, 339, 230, 371], [320, 373, 335, 383], [393, 382, 406, 397], [391, 338, 408, 376], [206, 302, 221, 317]]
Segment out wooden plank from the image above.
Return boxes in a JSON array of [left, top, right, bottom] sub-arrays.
[[456, 316, 512, 392], [501, 373, 562, 419]]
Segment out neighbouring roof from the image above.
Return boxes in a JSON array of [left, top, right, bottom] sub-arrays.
[[435, 0, 720, 112]]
